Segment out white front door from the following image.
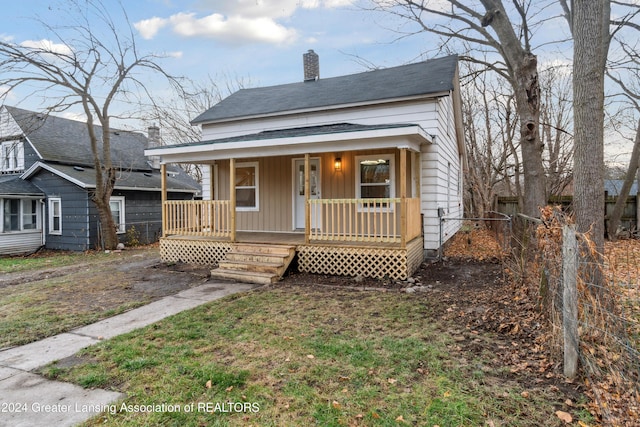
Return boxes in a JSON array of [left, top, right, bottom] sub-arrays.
[[294, 158, 321, 230]]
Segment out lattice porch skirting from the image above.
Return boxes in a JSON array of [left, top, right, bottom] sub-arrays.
[[161, 236, 424, 280], [297, 237, 424, 280], [160, 238, 232, 266]]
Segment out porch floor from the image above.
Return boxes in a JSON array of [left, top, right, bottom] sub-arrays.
[[163, 231, 409, 248]]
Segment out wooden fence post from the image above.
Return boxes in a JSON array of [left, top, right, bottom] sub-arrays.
[[562, 224, 579, 378]]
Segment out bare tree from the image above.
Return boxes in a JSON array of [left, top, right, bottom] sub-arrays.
[[462, 60, 575, 217], [369, 0, 552, 217], [0, 0, 181, 249], [603, 6, 640, 239], [539, 67, 574, 198], [147, 74, 252, 183], [561, 0, 640, 247], [462, 62, 520, 217]]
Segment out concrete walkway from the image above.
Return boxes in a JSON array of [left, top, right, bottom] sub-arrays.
[[0, 281, 258, 427]]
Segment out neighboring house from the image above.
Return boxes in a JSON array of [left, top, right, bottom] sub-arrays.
[[604, 179, 639, 233], [146, 53, 465, 282], [0, 105, 201, 254], [604, 179, 638, 197], [0, 175, 45, 255]]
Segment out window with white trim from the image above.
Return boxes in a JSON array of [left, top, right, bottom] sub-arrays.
[[355, 155, 395, 208], [235, 162, 259, 211], [22, 200, 38, 230], [109, 197, 126, 233], [49, 198, 62, 235], [1, 198, 39, 232], [1, 141, 24, 173]]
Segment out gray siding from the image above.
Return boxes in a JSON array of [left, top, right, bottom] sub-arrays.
[[30, 170, 91, 251]]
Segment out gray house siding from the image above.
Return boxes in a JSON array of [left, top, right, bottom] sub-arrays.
[[29, 170, 91, 251], [23, 139, 40, 170], [87, 189, 194, 248]]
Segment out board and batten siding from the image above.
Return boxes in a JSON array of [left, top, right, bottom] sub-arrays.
[[211, 149, 412, 232]]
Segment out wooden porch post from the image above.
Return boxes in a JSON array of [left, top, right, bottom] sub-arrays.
[[229, 158, 236, 242], [160, 163, 167, 238], [304, 153, 310, 244], [209, 164, 215, 200], [400, 148, 407, 248]]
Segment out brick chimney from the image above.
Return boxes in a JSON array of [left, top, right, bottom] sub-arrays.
[[147, 124, 160, 148], [303, 49, 319, 81], [147, 124, 161, 169]]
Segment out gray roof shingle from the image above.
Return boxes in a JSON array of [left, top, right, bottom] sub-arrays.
[[192, 55, 459, 124], [5, 106, 151, 170], [43, 164, 201, 193], [0, 174, 44, 197]]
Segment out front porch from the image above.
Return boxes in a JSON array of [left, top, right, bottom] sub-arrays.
[[160, 193, 423, 280], [159, 193, 424, 280], [153, 129, 430, 281]]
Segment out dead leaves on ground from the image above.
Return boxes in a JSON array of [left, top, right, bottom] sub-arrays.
[[444, 224, 506, 260]]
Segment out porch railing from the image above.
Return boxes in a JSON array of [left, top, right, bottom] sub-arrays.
[[163, 200, 231, 237], [162, 198, 422, 244], [308, 198, 422, 244]]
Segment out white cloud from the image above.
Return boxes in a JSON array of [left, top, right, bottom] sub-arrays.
[[167, 12, 297, 44], [20, 39, 72, 56], [134, 0, 355, 44], [166, 51, 183, 58], [134, 17, 169, 40]]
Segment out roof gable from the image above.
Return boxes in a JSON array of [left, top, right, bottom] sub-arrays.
[[192, 55, 458, 124], [3, 106, 151, 171]]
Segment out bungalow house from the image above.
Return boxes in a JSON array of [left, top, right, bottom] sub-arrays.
[[146, 52, 465, 283], [0, 105, 200, 254]]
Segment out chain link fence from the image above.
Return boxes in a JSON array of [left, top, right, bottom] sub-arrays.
[[97, 220, 162, 250]]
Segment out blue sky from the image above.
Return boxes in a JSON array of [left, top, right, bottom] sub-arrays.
[[0, 1, 636, 163], [1, 0, 432, 98]]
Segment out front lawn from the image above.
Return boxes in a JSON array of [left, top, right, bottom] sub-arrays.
[[44, 285, 588, 426]]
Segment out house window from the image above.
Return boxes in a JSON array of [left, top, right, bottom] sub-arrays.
[[2, 198, 38, 232], [109, 197, 126, 233], [235, 162, 259, 211], [356, 155, 395, 207], [49, 198, 62, 235], [22, 200, 38, 230], [3, 199, 19, 231], [1, 141, 24, 172]]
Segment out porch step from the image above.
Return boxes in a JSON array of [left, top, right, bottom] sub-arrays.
[[211, 243, 296, 285], [209, 269, 280, 285]]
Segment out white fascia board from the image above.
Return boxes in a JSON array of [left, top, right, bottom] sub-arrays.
[[22, 162, 89, 188], [150, 125, 431, 164], [113, 186, 198, 193], [23, 136, 43, 160]]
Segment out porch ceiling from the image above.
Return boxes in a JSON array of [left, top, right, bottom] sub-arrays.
[[146, 123, 432, 164]]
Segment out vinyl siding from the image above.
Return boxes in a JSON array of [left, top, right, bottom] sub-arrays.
[[0, 231, 42, 255]]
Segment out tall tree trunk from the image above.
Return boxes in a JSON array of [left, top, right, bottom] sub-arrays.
[[607, 118, 640, 240], [573, 0, 608, 257], [513, 53, 547, 217], [479, 0, 547, 217]]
